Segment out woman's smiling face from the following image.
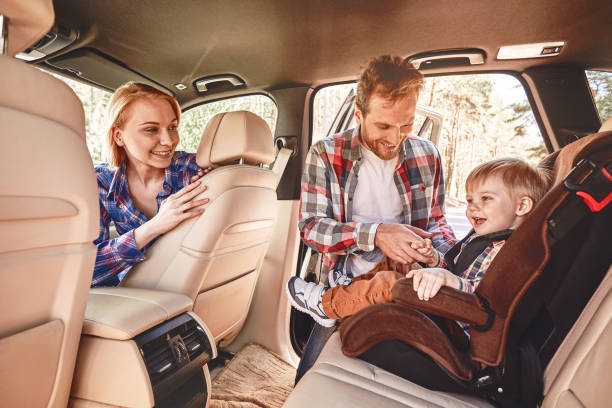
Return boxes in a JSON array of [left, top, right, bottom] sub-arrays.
[[113, 98, 179, 170]]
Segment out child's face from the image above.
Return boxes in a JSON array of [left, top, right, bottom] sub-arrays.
[[465, 176, 522, 236]]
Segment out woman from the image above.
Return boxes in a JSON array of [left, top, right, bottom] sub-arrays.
[[93, 82, 209, 287]]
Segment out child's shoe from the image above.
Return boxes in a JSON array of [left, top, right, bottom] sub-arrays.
[[329, 268, 352, 287], [286, 277, 336, 327]]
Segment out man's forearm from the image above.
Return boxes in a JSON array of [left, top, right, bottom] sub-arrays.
[[299, 216, 378, 253]]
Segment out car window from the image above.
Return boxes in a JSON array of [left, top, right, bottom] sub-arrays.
[[585, 70, 612, 123], [46, 72, 278, 161], [313, 74, 546, 239], [178, 95, 278, 152]]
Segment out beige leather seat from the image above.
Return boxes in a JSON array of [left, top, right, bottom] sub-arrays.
[[284, 332, 494, 408], [121, 110, 277, 345], [0, 1, 99, 407], [285, 265, 612, 408]]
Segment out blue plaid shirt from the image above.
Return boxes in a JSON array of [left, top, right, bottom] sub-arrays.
[[93, 151, 201, 287]]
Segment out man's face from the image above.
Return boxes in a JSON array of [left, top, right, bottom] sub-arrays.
[[355, 93, 417, 160]]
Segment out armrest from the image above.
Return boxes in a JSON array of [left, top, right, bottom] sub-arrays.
[[83, 287, 193, 340], [392, 278, 490, 328], [339, 303, 473, 381]]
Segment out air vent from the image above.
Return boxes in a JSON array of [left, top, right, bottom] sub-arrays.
[[134, 313, 213, 401], [141, 334, 176, 385]]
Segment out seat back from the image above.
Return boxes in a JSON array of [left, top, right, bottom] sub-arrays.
[[541, 264, 611, 408], [121, 111, 277, 345], [0, 2, 99, 407]]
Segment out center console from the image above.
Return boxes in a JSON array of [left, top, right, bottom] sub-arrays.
[[70, 287, 217, 408]]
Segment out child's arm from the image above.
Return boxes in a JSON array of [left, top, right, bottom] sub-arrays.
[[405, 268, 461, 301]]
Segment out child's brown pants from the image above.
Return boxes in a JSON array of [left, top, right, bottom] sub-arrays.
[[321, 269, 405, 319]]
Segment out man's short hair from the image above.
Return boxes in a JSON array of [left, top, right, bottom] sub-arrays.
[[466, 158, 550, 204], [356, 55, 424, 116]]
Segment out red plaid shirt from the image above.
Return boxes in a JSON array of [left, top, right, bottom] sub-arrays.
[[299, 127, 456, 282]]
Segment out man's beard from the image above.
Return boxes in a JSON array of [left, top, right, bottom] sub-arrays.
[[360, 124, 402, 160]]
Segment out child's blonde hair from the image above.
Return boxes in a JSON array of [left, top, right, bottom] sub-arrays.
[[466, 158, 550, 204], [106, 82, 180, 167]]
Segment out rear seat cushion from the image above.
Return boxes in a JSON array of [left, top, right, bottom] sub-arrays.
[[283, 332, 494, 408]]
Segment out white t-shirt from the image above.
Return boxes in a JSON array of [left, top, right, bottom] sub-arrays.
[[347, 146, 404, 276]]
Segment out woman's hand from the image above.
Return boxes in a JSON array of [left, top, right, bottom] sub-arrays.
[[405, 267, 457, 301], [189, 167, 213, 184], [134, 180, 208, 248], [152, 180, 208, 234]]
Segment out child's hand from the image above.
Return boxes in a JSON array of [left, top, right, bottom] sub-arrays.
[[406, 268, 449, 301], [409, 238, 438, 267]]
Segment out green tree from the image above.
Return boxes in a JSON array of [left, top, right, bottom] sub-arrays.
[[178, 95, 277, 152], [586, 70, 612, 122]]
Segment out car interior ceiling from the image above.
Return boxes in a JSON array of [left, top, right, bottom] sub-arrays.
[[35, 0, 612, 199], [44, 0, 612, 104], [3, 0, 611, 407]]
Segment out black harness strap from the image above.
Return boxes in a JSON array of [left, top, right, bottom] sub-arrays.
[[445, 229, 514, 275]]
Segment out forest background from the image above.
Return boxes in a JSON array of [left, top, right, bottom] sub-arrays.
[[57, 71, 611, 202]]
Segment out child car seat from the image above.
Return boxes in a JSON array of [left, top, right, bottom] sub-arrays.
[[339, 131, 612, 407]]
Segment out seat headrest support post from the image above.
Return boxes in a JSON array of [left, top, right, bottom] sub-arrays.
[[0, 14, 8, 55]]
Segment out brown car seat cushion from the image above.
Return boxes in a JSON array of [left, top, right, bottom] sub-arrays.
[[339, 303, 473, 381], [392, 279, 491, 328], [472, 131, 612, 365], [339, 131, 612, 372]]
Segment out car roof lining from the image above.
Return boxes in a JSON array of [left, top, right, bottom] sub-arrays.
[[40, 0, 612, 105]]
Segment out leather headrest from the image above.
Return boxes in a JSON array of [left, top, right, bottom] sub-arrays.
[[599, 117, 612, 133], [1, 0, 54, 57], [196, 110, 275, 168], [539, 131, 612, 186]]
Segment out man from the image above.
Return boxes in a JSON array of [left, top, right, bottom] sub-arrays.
[[293, 55, 456, 382]]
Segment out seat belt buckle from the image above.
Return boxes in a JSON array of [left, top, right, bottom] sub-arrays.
[[563, 159, 612, 213]]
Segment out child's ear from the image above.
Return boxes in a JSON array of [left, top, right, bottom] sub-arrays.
[[515, 196, 534, 216]]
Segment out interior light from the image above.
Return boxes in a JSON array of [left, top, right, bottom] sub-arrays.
[[174, 83, 187, 90], [497, 42, 564, 60]]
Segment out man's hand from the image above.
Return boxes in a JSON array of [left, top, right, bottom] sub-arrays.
[[374, 224, 433, 264]]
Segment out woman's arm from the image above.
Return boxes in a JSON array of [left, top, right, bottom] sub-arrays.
[[92, 205, 146, 287]]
